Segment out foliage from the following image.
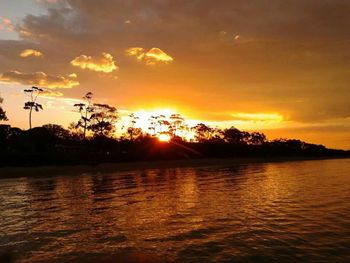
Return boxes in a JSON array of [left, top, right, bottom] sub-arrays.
[[89, 103, 118, 137], [0, 96, 8, 121], [193, 123, 213, 142], [127, 113, 141, 141], [222, 127, 249, 144], [169, 114, 185, 136]]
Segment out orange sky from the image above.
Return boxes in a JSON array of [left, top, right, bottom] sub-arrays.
[[0, 0, 350, 149]]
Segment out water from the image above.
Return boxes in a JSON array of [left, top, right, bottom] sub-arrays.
[[1, 159, 350, 262]]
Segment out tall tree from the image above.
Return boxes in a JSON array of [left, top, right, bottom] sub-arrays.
[[157, 115, 170, 133], [127, 113, 140, 141], [169, 114, 184, 137], [89, 103, 118, 137], [193, 123, 212, 142], [74, 92, 93, 138], [148, 115, 159, 135], [24, 86, 43, 129], [0, 95, 8, 121]]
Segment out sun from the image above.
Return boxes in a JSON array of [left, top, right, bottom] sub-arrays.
[[158, 133, 171, 142]]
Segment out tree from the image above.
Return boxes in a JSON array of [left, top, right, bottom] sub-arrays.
[[148, 115, 159, 135], [157, 115, 170, 133], [74, 92, 93, 138], [127, 113, 140, 141], [24, 86, 43, 129], [0, 95, 8, 121], [169, 114, 184, 137], [210, 128, 225, 142], [127, 127, 143, 141], [222, 127, 249, 144], [193, 123, 212, 142], [249, 132, 267, 145], [89, 103, 118, 137], [42, 124, 70, 140], [68, 122, 84, 139]]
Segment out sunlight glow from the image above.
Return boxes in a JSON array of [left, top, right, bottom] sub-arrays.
[[231, 112, 283, 122], [184, 131, 196, 142], [158, 133, 171, 142], [133, 108, 176, 131]]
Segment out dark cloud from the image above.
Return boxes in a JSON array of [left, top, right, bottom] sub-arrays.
[[0, 70, 79, 88]]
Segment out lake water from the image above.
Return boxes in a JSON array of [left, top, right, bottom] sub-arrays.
[[1, 159, 350, 262]]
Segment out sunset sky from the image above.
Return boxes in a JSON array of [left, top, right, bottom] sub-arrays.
[[0, 0, 350, 149]]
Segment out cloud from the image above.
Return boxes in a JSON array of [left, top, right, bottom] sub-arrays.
[[41, 90, 64, 97], [36, 0, 61, 4], [0, 71, 79, 89], [70, 53, 118, 73], [126, 47, 173, 65], [231, 112, 284, 122], [2, 0, 350, 143], [0, 17, 14, 32], [126, 47, 145, 58], [19, 49, 43, 58]]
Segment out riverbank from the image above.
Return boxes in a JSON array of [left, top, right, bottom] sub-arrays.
[[0, 156, 349, 179]]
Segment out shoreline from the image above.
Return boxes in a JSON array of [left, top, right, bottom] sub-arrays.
[[0, 156, 349, 180]]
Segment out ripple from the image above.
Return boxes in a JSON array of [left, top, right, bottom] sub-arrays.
[[0, 159, 350, 262]]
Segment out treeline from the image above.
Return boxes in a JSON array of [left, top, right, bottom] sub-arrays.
[[0, 89, 270, 143], [0, 123, 348, 167], [0, 89, 349, 166]]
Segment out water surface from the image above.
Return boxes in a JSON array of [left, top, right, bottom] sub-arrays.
[[1, 159, 350, 262]]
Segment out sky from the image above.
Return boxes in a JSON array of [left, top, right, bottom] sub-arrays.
[[0, 0, 350, 149]]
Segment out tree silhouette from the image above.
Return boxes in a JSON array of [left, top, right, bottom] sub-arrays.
[[68, 122, 84, 139], [222, 127, 249, 144], [148, 115, 159, 135], [0, 95, 8, 121], [127, 127, 143, 141], [42, 124, 70, 140], [157, 115, 170, 133], [23, 86, 43, 129], [89, 103, 118, 137], [74, 92, 93, 138], [249, 132, 267, 145], [127, 113, 140, 141], [169, 113, 184, 137], [210, 127, 225, 142], [193, 123, 212, 142]]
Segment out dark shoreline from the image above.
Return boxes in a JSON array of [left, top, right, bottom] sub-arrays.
[[0, 156, 349, 179]]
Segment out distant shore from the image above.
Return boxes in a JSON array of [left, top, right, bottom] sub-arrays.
[[0, 156, 349, 179]]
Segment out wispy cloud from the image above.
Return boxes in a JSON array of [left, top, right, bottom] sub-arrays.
[[0, 71, 79, 89], [41, 90, 64, 97], [0, 17, 14, 32], [231, 112, 284, 122]]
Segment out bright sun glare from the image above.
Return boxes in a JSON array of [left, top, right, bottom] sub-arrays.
[[158, 133, 171, 142], [129, 108, 197, 141]]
